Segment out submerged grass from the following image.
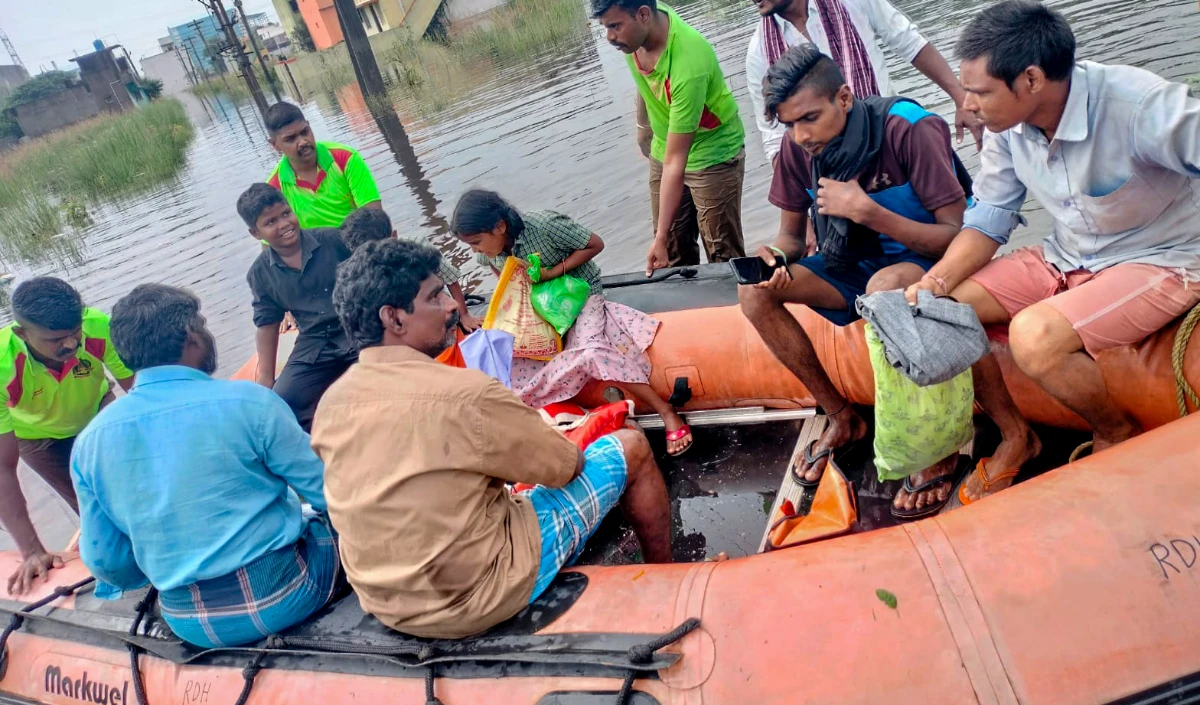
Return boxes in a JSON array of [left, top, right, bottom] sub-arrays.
[[450, 0, 589, 63], [0, 99, 194, 266]]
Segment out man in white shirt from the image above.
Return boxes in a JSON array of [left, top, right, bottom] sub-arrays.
[[746, 0, 982, 164], [898, 0, 1200, 514]]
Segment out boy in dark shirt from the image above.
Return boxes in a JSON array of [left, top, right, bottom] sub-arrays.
[[738, 45, 970, 491], [239, 183, 357, 431]]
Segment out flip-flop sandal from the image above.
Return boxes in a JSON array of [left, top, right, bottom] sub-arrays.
[[665, 424, 693, 457], [891, 455, 969, 522], [793, 440, 834, 489], [957, 457, 1020, 507]]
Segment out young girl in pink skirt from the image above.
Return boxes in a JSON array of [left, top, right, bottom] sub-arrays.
[[452, 189, 692, 456]]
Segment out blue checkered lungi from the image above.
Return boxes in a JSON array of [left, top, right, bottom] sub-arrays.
[[158, 516, 341, 648], [523, 433, 628, 601]]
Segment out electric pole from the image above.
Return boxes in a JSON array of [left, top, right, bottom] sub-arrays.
[[195, 0, 270, 121], [331, 0, 386, 97], [233, 0, 282, 101], [0, 24, 22, 68]]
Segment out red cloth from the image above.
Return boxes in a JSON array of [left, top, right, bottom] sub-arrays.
[[512, 401, 633, 493]]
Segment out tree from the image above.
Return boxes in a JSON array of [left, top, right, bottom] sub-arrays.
[[4, 71, 79, 110], [289, 21, 316, 53], [140, 78, 164, 100]]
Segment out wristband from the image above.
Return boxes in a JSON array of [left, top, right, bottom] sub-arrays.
[[925, 274, 949, 295], [768, 246, 788, 262]]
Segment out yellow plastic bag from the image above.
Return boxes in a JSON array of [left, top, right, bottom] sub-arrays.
[[483, 256, 562, 361], [867, 323, 974, 481]]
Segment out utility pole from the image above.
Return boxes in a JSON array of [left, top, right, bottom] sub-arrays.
[[0, 24, 22, 68], [175, 46, 199, 87], [233, 0, 282, 101], [331, 0, 386, 97], [183, 37, 208, 79], [195, 0, 270, 121]]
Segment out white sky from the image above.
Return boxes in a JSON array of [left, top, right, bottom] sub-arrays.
[[1, 0, 282, 72]]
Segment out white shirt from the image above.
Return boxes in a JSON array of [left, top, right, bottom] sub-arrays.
[[964, 62, 1200, 276], [744, 0, 928, 161]]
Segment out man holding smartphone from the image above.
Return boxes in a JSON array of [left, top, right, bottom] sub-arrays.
[[738, 45, 970, 488]]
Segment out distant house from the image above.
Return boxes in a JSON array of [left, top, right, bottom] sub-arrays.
[[69, 42, 147, 114], [0, 65, 28, 93], [4, 73, 99, 139]]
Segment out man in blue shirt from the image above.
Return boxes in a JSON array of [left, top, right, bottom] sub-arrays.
[[70, 284, 339, 648]]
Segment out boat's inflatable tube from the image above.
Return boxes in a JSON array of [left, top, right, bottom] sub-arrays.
[[234, 303, 1200, 433], [1, 413, 1198, 704]]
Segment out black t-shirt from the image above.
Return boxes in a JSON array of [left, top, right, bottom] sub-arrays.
[[247, 228, 355, 364]]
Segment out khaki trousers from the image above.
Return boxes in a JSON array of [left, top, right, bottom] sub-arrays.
[[649, 149, 747, 266]]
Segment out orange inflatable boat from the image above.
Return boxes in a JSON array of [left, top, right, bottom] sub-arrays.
[[1, 265, 1196, 705]]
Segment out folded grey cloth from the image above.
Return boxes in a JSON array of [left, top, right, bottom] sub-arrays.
[[856, 289, 989, 387]]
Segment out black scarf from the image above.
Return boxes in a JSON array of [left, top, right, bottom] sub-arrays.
[[810, 96, 902, 273]]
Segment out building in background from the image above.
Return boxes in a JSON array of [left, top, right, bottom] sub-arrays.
[[295, 0, 343, 51], [256, 24, 293, 57], [69, 41, 147, 113], [271, 0, 307, 40], [141, 49, 193, 96], [0, 65, 28, 93], [167, 16, 227, 76]]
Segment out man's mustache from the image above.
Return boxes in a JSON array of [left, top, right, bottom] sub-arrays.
[[447, 310, 461, 331]]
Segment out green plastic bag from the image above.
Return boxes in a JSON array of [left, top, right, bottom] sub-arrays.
[[527, 253, 591, 336], [866, 323, 974, 482]]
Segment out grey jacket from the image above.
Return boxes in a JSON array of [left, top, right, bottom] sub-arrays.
[[855, 289, 989, 387]]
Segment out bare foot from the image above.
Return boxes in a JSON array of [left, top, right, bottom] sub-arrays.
[[893, 454, 958, 514], [1092, 421, 1140, 454], [961, 425, 1042, 502], [662, 409, 693, 455], [794, 409, 869, 484]]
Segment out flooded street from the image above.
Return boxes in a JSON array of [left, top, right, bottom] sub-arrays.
[[2, 0, 1198, 552]]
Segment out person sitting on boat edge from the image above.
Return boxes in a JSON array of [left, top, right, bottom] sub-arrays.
[[311, 239, 672, 639], [594, 0, 748, 275], [70, 284, 339, 649], [900, 0, 1200, 510], [241, 183, 359, 432], [451, 189, 694, 455], [341, 206, 482, 332], [0, 278, 134, 597], [264, 102, 381, 230], [737, 44, 971, 496]]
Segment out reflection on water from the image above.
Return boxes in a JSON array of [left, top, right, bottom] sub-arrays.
[[7, 0, 1198, 375]]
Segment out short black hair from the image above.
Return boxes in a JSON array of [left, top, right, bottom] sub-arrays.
[[12, 277, 83, 331], [451, 189, 525, 242], [763, 45, 846, 122], [591, 0, 654, 19], [342, 207, 393, 250], [237, 182, 288, 228], [333, 239, 443, 349], [265, 101, 307, 135], [956, 0, 1075, 88], [110, 284, 202, 371]]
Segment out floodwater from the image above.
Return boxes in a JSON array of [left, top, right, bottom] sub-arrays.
[[3, 0, 1199, 555]]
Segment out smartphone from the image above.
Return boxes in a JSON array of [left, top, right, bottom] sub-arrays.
[[730, 256, 783, 285]]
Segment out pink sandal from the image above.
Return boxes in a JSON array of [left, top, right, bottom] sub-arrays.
[[666, 424, 693, 457]]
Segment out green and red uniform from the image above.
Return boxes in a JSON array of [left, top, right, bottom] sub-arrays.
[[266, 142, 381, 229]]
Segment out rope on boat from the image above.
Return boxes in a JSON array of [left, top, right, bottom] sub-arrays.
[[425, 665, 443, 705], [0, 576, 95, 677], [615, 617, 701, 705], [1172, 303, 1200, 417]]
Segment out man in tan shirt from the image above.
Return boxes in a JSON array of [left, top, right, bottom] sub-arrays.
[[311, 239, 672, 639]]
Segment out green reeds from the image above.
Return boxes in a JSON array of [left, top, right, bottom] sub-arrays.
[[0, 99, 194, 265], [450, 0, 589, 63]]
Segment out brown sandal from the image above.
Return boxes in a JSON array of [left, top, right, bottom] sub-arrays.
[[957, 457, 1019, 506]]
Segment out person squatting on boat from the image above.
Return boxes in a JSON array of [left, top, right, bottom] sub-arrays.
[[0, 278, 133, 596], [899, 0, 1200, 511], [70, 284, 340, 648], [594, 0, 748, 274], [738, 44, 971, 495], [310, 239, 672, 639], [451, 189, 694, 455]]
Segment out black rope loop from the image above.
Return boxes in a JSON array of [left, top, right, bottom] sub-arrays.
[[425, 664, 443, 705], [616, 618, 702, 705]]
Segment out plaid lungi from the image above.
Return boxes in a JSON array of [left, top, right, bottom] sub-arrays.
[[159, 516, 340, 648]]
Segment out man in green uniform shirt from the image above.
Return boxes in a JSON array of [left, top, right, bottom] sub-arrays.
[[595, 0, 747, 275], [265, 102, 382, 229], [0, 278, 133, 595]]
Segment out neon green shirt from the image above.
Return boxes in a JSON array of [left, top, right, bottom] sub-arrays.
[[266, 142, 382, 229], [0, 308, 133, 440], [626, 5, 744, 172]]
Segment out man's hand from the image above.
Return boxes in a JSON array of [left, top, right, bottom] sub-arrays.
[[458, 310, 482, 333], [646, 240, 669, 277], [753, 245, 793, 291], [279, 312, 297, 334], [7, 549, 63, 596], [955, 105, 984, 151], [637, 127, 653, 159], [904, 274, 947, 305], [816, 178, 875, 224]]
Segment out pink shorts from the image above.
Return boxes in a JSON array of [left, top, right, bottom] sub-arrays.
[[969, 245, 1200, 356]]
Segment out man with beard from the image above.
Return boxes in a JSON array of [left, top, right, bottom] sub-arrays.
[[264, 102, 381, 229], [594, 0, 747, 275], [738, 45, 970, 517], [71, 284, 337, 648], [240, 183, 358, 431], [311, 240, 671, 638], [0, 277, 133, 596], [745, 0, 982, 170]]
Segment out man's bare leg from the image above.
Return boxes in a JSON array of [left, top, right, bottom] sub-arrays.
[[611, 428, 672, 563], [738, 268, 868, 483], [897, 280, 1041, 509]]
